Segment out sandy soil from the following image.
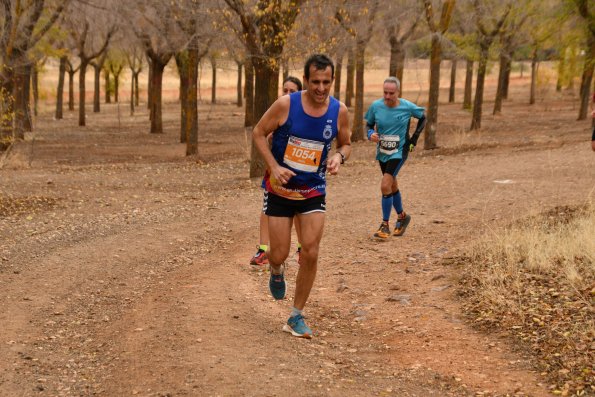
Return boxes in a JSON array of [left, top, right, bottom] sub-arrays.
[[1, 76, 594, 397]]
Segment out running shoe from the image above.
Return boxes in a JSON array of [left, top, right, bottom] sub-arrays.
[[393, 213, 411, 236], [269, 267, 286, 300], [250, 248, 269, 266], [283, 314, 313, 339], [296, 246, 301, 265], [373, 221, 391, 239]]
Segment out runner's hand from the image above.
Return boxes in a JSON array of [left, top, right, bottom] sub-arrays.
[[369, 132, 379, 143], [327, 153, 341, 175], [272, 165, 296, 185]]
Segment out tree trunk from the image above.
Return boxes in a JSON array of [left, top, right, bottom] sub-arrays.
[[333, 52, 343, 100], [211, 58, 217, 104], [530, 50, 537, 105], [32, 66, 39, 117], [425, 32, 441, 149], [79, 62, 88, 126], [185, 48, 199, 156], [463, 59, 473, 109], [389, 38, 406, 92], [345, 49, 355, 107], [22, 64, 32, 132], [13, 65, 29, 139], [114, 72, 120, 103], [147, 58, 153, 110], [282, 58, 289, 80], [244, 58, 254, 128], [104, 69, 111, 103], [556, 53, 565, 92], [56, 56, 66, 120], [503, 58, 511, 99], [577, 36, 594, 120], [493, 54, 507, 114], [449, 59, 457, 103], [93, 64, 101, 112], [68, 70, 75, 111], [353, 41, 366, 142], [176, 53, 189, 143], [150, 61, 166, 134], [236, 61, 243, 107], [0, 76, 14, 150], [130, 71, 135, 116], [470, 46, 489, 130], [250, 58, 279, 178], [134, 73, 140, 107]]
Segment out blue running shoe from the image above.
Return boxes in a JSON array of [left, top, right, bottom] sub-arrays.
[[283, 314, 312, 339], [269, 269, 286, 300]]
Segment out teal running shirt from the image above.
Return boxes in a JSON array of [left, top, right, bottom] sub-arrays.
[[365, 98, 425, 161]]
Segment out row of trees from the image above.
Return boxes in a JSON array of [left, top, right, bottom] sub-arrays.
[[0, 0, 593, 177]]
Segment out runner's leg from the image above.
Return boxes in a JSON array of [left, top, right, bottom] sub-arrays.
[[292, 212, 325, 310], [267, 216, 293, 272]]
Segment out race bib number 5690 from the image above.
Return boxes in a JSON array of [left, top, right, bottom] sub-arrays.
[[284, 136, 324, 172], [379, 135, 400, 155]]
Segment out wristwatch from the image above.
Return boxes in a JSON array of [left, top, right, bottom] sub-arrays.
[[338, 152, 345, 164]]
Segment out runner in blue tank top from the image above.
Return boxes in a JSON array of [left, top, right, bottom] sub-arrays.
[[252, 54, 352, 339], [365, 76, 426, 239]]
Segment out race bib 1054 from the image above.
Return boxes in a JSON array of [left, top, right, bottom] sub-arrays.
[[284, 136, 324, 172]]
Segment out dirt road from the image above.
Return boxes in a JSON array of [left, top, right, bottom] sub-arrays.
[[1, 102, 593, 396]]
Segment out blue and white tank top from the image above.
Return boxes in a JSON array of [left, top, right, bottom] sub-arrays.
[[263, 92, 340, 200]]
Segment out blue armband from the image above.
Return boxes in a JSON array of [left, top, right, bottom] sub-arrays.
[[367, 129, 374, 140]]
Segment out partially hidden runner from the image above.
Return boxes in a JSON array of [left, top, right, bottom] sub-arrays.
[[250, 76, 304, 266], [365, 76, 426, 240], [252, 54, 352, 338]]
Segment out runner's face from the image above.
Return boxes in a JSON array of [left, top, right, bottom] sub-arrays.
[[282, 81, 299, 95], [305, 66, 333, 104], [383, 82, 399, 107]]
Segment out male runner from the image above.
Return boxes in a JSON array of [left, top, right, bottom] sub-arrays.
[[252, 54, 352, 338], [365, 76, 426, 239]]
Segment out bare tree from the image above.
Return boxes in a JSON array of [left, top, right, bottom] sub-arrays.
[[493, 2, 532, 114], [125, 46, 143, 115], [385, 1, 422, 93], [223, 0, 303, 177], [66, 4, 115, 127], [91, 51, 108, 112], [65, 58, 79, 111], [423, 0, 456, 149], [0, 0, 67, 149], [572, 0, 595, 120], [108, 53, 125, 103], [55, 55, 67, 119], [469, 0, 511, 131], [336, 0, 380, 141]]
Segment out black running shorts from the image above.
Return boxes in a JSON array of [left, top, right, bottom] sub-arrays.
[[263, 191, 326, 217], [379, 149, 409, 177]]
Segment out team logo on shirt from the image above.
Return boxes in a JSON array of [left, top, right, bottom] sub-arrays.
[[323, 123, 333, 139]]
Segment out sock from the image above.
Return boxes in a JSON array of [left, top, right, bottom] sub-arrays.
[[392, 190, 403, 215], [382, 194, 393, 222], [258, 244, 268, 252], [290, 307, 302, 318]]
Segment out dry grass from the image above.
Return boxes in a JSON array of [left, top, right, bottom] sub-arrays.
[[457, 205, 594, 396]]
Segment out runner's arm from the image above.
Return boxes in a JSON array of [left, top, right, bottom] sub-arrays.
[[252, 96, 295, 183], [408, 114, 427, 147], [327, 103, 352, 175]]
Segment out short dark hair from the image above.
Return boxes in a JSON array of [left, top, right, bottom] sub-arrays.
[[304, 54, 334, 80], [283, 75, 302, 91]]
